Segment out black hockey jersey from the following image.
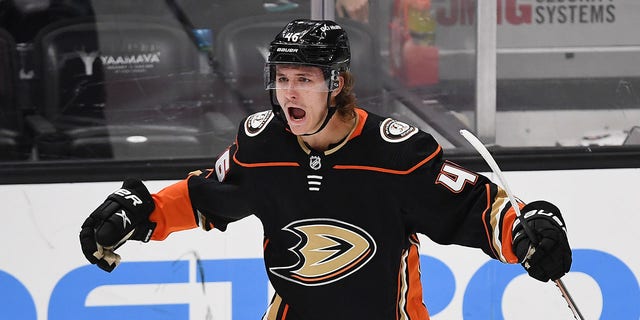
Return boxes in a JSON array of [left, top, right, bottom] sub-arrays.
[[148, 108, 521, 320]]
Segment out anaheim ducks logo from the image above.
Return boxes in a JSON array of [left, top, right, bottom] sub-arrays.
[[270, 218, 377, 286]]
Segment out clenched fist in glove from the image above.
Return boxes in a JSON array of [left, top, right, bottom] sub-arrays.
[[512, 200, 572, 282], [79, 179, 156, 272]]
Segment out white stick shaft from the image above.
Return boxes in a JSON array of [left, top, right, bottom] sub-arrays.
[[459, 129, 584, 320], [458, 129, 522, 218]]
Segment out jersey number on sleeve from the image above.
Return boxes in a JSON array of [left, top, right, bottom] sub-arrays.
[[436, 163, 478, 193], [215, 148, 231, 182]]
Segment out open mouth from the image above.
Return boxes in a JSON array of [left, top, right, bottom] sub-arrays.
[[288, 107, 306, 120]]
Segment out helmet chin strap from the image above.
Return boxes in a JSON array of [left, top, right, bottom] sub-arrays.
[[301, 107, 337, 136], [270, 90, 337, 137]]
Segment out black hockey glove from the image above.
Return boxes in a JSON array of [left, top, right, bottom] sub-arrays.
[[79, 179, 156, 272], [512, 200, 572, 282]]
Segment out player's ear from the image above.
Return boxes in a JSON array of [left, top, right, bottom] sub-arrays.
[[330, 75, 344, 98]]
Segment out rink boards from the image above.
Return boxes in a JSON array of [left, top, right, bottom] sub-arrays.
[[0, 168, 638, 319]]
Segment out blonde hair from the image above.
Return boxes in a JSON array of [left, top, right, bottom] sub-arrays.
[[334, 71, 357, 120]]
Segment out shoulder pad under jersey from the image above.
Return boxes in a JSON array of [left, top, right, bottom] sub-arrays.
[[379, 117, 419, 143], [243, 110, 274, 137], [367, 113, 441, 170]]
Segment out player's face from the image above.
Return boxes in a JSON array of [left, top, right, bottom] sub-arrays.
[[274, 65, 336, 135]]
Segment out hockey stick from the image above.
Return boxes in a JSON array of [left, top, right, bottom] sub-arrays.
[[459, 129, 584, 320]]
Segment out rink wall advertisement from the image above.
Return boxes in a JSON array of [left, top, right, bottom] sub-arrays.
[[1, 168, 638, 319], [428, 0, 640, 79], [432, 0, 640, 48]]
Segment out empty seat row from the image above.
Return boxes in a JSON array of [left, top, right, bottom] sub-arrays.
[[0, 26, 30, 160], [1, 16, 237, 161], [0, 14, 383, 161]]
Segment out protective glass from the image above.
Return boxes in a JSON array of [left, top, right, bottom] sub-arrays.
[[264, 63, 338, 92]]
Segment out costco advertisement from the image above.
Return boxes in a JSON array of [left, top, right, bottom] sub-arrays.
[[1, 168, 638, 319]]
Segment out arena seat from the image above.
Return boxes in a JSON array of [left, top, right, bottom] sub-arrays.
[[29, 16, 234, 160], [0, 27, 31, 160], [215, 14, 383, 115]]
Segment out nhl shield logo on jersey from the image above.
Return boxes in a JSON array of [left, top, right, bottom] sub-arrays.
[[270, 218, 377, 286], [309, 155, 321, 170], [380, 118, 418, 143], [244, 110, 274, 137]]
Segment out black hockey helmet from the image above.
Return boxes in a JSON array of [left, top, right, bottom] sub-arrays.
[[265, 19, 351, 92]]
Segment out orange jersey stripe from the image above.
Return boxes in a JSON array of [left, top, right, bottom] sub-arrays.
[[333, 145, 441, 174], [233, 140, 300, 168], [234, 157, 300, 168], [349, 108, 368, 139], [500, 205, 521, 263], [263, 238, 270, 251], [480, 184, 523, 263], [149, 178, 198, 240], [396, 238, 429, 320], [404, 243, 429, 320]]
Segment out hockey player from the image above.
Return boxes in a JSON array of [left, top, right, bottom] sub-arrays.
[[80, 19, 572, 319]]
